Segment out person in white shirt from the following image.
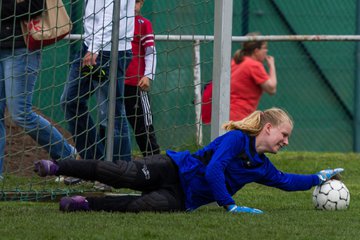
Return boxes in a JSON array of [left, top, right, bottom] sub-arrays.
[[60, 0, 135, 169]]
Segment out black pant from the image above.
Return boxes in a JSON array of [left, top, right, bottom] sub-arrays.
[[57, 155, 185, 212], [124, 85, 160, 156]]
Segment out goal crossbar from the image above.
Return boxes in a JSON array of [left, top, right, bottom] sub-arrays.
[[67, 34, 360, 42]]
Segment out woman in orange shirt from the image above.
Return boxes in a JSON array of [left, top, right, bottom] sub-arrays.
[[230, 33, 277, 121]]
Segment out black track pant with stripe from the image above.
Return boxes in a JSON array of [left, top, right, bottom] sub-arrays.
[[124, 85, 160, 156], [56, 154, 186, 212]]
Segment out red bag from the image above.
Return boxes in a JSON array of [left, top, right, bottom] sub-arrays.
[[21, 0, 72, 50]]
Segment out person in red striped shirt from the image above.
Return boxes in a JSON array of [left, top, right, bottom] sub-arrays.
[[124, 0, 160, 156]]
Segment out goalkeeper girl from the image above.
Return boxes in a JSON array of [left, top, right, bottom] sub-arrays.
[[34, 107, 343, 214]]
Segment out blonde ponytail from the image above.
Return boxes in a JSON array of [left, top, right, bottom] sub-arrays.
[[222, 108, 293, 136]]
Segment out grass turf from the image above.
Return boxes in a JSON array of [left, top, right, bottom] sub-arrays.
[[0, 151, 359, 240]]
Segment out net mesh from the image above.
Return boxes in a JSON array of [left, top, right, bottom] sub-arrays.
[[0, 0, 358, 199]]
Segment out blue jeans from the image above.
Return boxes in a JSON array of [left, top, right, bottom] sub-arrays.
[[0, 48, 75, 176], [61, 45, 131, 162]]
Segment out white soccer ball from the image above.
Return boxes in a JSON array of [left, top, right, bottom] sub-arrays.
[[312, 179, 350, 210]]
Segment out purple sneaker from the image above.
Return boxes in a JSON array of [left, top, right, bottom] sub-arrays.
[[59, 196, 90, 212], [34, 160, 59, 177]]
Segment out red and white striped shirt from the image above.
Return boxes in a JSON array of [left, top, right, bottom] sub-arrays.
[[125, 15, 156, 86]]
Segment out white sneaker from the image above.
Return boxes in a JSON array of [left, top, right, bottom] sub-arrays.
[[93, 181, 112, 191], [71, 147, 82, 160], [64, 177, 83, 185], [55, 176, 65, 183]]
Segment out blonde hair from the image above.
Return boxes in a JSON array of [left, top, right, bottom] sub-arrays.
[[233, 32, 266, 64], [222, 108, 293, 136]]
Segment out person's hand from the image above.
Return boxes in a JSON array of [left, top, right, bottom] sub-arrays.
[[226, 204, 263, 214], [265, 55, 275, 68], [82, 51, 98, 67], [138, 76, 151, 91], [316, 168, 344, 185]]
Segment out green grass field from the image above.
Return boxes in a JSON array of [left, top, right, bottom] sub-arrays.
[[0, 152, 359, 239]]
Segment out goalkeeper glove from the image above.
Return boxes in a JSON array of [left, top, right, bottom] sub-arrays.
[[226, 204, 263, 214], [81, 65, 106, 81], [316, 168, 344, 185]]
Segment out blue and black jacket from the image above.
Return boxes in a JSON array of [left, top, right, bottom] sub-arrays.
[[167, 130, 320, 211]]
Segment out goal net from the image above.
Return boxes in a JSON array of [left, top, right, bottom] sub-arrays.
[[0, 0, 357, 200]]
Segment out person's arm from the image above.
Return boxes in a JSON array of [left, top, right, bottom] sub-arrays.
[[260, 55, 277, 95], [204, 133, 264, 214], [138, 17, 156, 91], [257, 159, 319, 191], [138, 46, 157, 91], [264, 172, 320, 191], [1, 0, 45, 19], [144, 45, 157, 81], [204, 133, 244, 207]]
